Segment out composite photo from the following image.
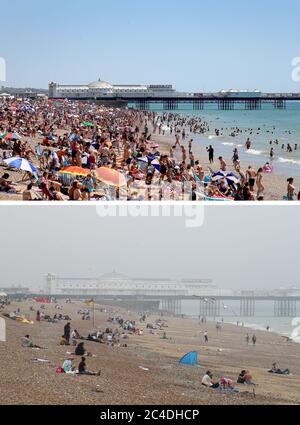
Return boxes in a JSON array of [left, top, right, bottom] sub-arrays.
[[0, 0, 300, 418]]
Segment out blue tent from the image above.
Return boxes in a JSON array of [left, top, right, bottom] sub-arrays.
[[179, 351, 198, 366]]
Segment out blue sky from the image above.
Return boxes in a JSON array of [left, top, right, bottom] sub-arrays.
[[1, 0, 300, 91]]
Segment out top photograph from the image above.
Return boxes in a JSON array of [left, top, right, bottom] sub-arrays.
[[1, 0, 300, 202]]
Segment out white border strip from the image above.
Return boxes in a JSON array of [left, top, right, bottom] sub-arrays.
[[0, 201, 299, 206]]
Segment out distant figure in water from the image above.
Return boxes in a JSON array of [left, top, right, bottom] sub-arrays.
[[245, 138, 251, 150]]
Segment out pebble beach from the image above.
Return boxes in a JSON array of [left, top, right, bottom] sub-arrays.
[[1, 300, 300, 405]]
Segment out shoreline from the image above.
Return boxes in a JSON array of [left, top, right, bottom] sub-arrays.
[[151, 128, 300, 200]]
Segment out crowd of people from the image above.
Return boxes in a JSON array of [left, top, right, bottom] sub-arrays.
[[0, 97, 299, 201]]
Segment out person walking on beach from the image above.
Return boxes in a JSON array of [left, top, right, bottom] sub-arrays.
[[204, 331, 208, 343], [64, 322, 71, 344], [287, 178, 295, 200], [36, 310, 41, 322], [207, 146, 214, 164], [246, 334, 250, 345], [246, 166, 256, 193], [252, 335, 257, 346], [256, 168, 264, 198]]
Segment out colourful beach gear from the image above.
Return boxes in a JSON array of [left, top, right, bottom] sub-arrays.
[[59, 166, 91, 177], [95, 167, 127, 187], [179, 351, 198, 366]]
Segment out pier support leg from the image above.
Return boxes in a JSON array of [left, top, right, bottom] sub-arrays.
[[240, 298, 255, 317], [274, 299, 297, 317]]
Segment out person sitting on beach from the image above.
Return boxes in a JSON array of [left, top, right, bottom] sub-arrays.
[[78, 357, 101, 376], [202, 371, 220, 389], [60, 335, 69, 346], [220, 377, 239, 393], [21, 335, 44, 349], [75, 342, 86, 356], [0, 173, 15, 192], [237, 370, 256, 385], [62, 358, 76, 374]]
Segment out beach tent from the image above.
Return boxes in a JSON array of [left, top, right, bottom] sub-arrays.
[[179, 351, 198, 367]]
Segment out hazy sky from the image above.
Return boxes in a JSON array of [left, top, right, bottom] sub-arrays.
[[0, 206, 298, 292], [1, 0, 300, 91]]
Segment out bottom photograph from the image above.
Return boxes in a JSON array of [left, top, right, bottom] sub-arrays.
[[0, 205, 299, 407]]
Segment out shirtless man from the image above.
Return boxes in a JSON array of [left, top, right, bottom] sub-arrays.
[[219, 157, 227, 172], [246, 166, 257, 192], [69, 181, 83, 201]]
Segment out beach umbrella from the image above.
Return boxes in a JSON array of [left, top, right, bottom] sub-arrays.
[[95, 167, 127, 187], [59, 166, 91, 177], [82, 121, 94, 127], [212, 171, 239, 185], [0, 131, 8, 139], [138, 157, 161, 172], [4, 132, 22, 141], [4, 157, 38, 176]]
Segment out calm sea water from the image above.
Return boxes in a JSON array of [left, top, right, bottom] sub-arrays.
[[179, 300, 300, 343], [131, 101, 300, 177]]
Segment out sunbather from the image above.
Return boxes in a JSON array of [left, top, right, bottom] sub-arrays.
[[269, 363, 290, 375], [21, 335, 44, 349]]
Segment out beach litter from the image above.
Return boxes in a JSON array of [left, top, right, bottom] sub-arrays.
[[32, 358, 50, 363], [139, 366, 149, 371]]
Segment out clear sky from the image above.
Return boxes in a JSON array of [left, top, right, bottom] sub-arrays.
[[1, 0, 300, 91], [0, 206, 298, 292]]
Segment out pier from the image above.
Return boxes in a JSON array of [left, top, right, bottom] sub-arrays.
[[130, 95, 293, 111]]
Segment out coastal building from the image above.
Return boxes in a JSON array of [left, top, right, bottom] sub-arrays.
[[0, 286, 31, 295], [44, 271, 217, 297], [49, 79, 180, 99]]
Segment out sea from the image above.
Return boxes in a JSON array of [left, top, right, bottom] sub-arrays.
[[178, 299, 300, 343], [131, 101, 300, 178]]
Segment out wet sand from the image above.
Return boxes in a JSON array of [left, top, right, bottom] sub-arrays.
[[1, 300, 300, 405]]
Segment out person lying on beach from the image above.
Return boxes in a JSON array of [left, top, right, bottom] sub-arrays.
[[201, 371, 220, 389], [78, 357, 101, 376], [268, 363, 290, 375], [21, 335, 45, 349]]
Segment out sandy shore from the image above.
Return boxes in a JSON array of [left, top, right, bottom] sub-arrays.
[[1, 300, 300, 405]]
